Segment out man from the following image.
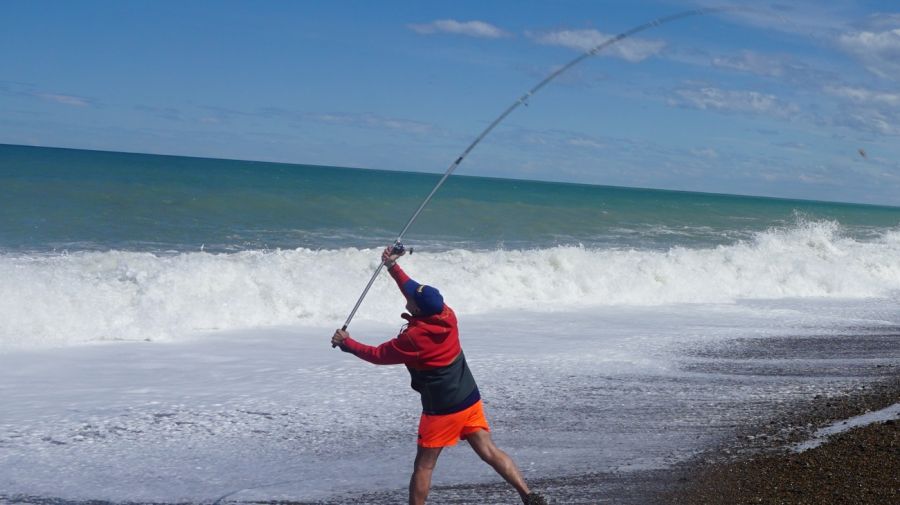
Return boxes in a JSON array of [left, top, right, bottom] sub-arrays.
[[332, 246, 547, 505]]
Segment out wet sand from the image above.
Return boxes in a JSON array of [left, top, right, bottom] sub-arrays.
[[663, 376, 900, 505], [666, 419, 899, 505], [316, 377, 900, 505], [293, 373, 899, 505], [311, 331, 900, 505]]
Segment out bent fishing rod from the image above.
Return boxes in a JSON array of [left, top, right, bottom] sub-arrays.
[[338, 6, 733, 333]]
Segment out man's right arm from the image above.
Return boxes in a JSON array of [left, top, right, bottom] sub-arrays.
[[386, 263, 410, 292], [338, 332, 415, 366], [381, 246, 411, 293]]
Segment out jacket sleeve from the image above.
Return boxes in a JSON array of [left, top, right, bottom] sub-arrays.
[[339, 333, 417, 366], [387, 263, 411, 293]]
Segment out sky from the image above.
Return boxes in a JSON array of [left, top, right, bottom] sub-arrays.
[[2, 0, 900, 206]]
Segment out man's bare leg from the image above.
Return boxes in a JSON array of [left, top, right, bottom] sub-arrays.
[[410, 445, 442, 505], [465, 429, 531, 503]]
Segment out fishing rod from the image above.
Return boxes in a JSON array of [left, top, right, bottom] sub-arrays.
[[338, 6, 734, 333]]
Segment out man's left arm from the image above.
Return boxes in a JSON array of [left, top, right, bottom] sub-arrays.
[[332, 329, 413, 366]]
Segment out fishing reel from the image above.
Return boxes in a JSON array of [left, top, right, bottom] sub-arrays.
[[390, 242, 413, 257]]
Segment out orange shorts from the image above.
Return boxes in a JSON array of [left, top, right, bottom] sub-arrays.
[[417, 400, 490, 448]]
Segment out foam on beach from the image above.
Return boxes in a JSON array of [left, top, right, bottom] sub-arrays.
[[793, 402, 900, 452]]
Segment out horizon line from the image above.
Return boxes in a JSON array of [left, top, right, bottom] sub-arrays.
[[3, 142, 899, 211]]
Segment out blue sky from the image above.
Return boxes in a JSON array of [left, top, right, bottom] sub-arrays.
[[2, 0, 900, 205]]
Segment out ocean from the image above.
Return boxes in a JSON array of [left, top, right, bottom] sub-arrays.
[[2, 143, 899, 349], [1, 143, 899, 502], [3, 143, 900, 254]]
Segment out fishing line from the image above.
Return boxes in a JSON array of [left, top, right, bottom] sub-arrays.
[[339, 6, 741, 332]]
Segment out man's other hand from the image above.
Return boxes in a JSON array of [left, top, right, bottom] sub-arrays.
[[382, 246, 405, 267], [332, 328, 349, 348]]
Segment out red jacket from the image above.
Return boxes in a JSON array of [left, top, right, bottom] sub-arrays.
[[340, 264, 461, 369], [340, 263, 479, 414]]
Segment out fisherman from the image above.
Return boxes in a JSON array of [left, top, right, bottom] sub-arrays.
[[332, 246, 547, 505]]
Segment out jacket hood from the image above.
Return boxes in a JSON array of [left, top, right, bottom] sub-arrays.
[[402, 306, 455, 335]]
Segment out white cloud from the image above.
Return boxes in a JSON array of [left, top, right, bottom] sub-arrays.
[[776, 141, 807, 150], [838, 109, 900, 136], [566, 136, 605, 149], [529, 29, 664, 62], [408, 19, 508, 39], [691, 147, 719, 159], [840, 27, 900, 53], [494, 127, 618, 154], [824, 85, 900, 107], [35, 93, 90, 107], [839, 26, 900, 79], [669, 86, 797, 117], [711, 50, 787, 77], [312, 112, 433, 134], [823, 84, 900, 137], [694, 1, 854, 38]]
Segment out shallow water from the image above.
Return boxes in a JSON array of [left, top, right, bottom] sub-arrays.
[[1, 298, 897, 503]]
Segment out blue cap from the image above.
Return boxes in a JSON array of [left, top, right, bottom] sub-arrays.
[[402, 279, 444, 317]]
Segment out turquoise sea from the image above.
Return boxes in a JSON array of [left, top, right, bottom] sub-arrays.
[[2, 143, 899, 253], [2, 142, 900, 350]]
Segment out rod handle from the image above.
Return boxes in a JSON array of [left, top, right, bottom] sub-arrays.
[[331, 324, 349, 349]]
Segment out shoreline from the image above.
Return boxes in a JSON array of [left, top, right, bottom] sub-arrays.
[[294, 371, 900, 504], [663, 375, 900, 505]]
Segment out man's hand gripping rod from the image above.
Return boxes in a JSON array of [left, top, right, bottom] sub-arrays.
[[339, 242, 410, 333]]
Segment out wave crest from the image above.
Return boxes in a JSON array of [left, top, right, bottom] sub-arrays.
[[2, 221, 898, 350]]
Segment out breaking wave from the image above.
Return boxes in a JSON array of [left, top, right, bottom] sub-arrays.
[[2, 221, 899, 350]]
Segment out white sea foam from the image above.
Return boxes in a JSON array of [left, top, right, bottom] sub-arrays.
[[793, 402, 900, 452], [2, 221, 899, 350], [0, 302, 895, 502]]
